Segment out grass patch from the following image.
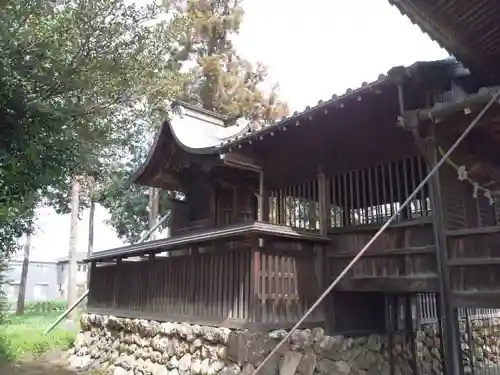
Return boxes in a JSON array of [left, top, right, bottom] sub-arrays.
[[0, 311, 77, 363]]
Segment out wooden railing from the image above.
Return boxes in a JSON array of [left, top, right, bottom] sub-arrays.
[[87, 222, 327, 329], [90, 245, 253, 323]]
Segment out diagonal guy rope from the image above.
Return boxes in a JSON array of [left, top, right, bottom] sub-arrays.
[[251, 90, 500, 375], [43, 211, 171, 336]]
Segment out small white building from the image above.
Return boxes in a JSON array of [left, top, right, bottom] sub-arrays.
[[56, 253, 88, 299], [2, 260, 60, 303]]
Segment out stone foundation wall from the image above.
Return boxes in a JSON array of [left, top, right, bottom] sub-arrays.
[[460, 318, 500, 373], [415, 320, 500, 375], [68, 314, 500, 375]]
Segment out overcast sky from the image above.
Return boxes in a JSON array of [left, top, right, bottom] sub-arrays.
[[24, 0, 447, 262]]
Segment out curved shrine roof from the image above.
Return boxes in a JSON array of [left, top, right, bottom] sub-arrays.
[[132, 59, 467, 188], [131, 102, 252, 187], [166, 103, 252, 154]]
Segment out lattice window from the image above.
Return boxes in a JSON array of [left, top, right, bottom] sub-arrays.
[[268, 179, 319, 230], [327, 155, 431, 228]]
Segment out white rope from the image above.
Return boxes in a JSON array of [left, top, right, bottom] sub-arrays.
[[250, 90, 500, 375], [438, 146, 497, 205]]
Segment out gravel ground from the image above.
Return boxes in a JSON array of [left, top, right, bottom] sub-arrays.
[[0, 350, 87, 375], [0, 361, 78, 375]]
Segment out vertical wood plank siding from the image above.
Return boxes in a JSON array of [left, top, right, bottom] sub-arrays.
[[88, 237, 325, 328]]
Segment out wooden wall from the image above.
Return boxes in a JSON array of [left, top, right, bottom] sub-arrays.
[[92, 146, 500, 324], [253, 239, 324, 324], [448, 228, 500, 307], [436, 161, 500, 307], [265, 153, 438, 293], [89, 246, 253, 324], [87, 234, 325, 329], [325, 220, 437, 292], [169, 169, 258, 235]]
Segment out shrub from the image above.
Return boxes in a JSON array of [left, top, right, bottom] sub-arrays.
[[3, 300, 67, 315], [0, 312, 76, 362], [24, 300, 67, 314], [0, 260, 8, 324]]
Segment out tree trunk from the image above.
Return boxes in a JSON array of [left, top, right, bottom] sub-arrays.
[[16, 222, 32, 316], [67, 176, 80, 319], [87, 197, 96, 286]]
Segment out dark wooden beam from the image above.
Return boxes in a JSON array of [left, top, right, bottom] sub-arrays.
[[448, 257, 500, 267], [327, 216, 432, 234], [220, 151, 262, 171], [260, 171, 269, 222], [318, 167, 329, 236], [426, 139, 464, 375], [327, 245, 435, 258], [452, 291, 500, 309], [333, 276, 439, 292], [445, 226, 500, 236]]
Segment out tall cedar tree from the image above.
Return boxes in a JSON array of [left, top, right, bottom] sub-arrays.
[[168, 0, 289, 124], [99, 0, 289, 243]]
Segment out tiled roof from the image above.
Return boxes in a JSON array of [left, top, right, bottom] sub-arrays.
[[218, 74, 391, 150], [131, 59, 464, 189], [217, 59, 463, 151], [388, 0, 500, 85]]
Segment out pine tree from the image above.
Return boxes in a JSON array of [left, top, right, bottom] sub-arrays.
[[99, 0, 290, 241], [168, 0, 289, 124]]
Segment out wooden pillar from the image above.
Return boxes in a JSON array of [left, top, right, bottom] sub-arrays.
[[210, 185, 217, 227], [250, 236, 261, 322], [112, 258, 122, 310], [259, 170, 269, 222], [88, 261, 97, 307], [318, 167, 330, 235], [276, 190, 282, 225], [316, 167, 328, 322], [427, 140, 464, 375], [148, 188, 160, 240], [146, 253, 155, 312], [232, 186, 238, 224]]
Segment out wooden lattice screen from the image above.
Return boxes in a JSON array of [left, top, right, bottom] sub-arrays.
[[326, 155, 431, 228]]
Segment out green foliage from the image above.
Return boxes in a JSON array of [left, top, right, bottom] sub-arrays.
[[0, 312, 76, 362], [0, 0, 187, 253], [99, 144, 173, 242], [2, 300, 67, 317], [0, 0, 289, 255], [0, 261, 7, 326]]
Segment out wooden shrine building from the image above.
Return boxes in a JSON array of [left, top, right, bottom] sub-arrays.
[[82, 3, 500, 374], [86, 57, 500, 336]]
